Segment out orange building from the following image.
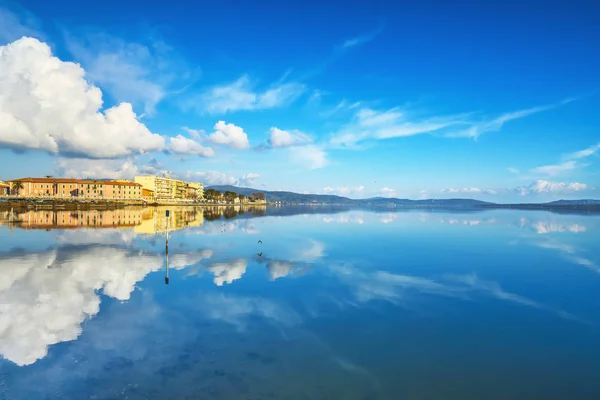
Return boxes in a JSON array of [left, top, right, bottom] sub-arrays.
[[8, 177, 143, 199], [142, 188, 154, 201], [0, 181, 9, 195]]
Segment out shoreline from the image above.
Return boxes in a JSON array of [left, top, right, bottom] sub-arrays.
[[0, 198, 269, 210]]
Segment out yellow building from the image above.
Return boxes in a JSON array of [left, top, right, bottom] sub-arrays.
[[187, 182, 204, 199], [135, 175, 204, 201], [134, 175, 187, 201]]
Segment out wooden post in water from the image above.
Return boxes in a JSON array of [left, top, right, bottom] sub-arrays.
[[165, 209, 170, 285]]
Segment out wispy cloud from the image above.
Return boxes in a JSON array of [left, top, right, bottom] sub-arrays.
[[531, 160, 578, 176], [507, 167, 520, 174], [515, 180, 588, 195], [186, 170, 260, 186], [330, 98, 575, 147], [189, 75, 305, 115], [290, 145, 328, 169], [0, 6, 45, 44], [447, 98, 575, 139], [378, 187, 397, 198], [440, 187, 497, 195], [331, 107, 469, 147], [322, 186, 365, 197], [341, 27, 384, 49], [531, 141, 599, 177], [436, 180, 591, 197], [65, 31, 196, 116], [563, 142, 600, 160]]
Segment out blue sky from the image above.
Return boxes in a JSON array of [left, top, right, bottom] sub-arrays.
[[0, 0, 599, 201]]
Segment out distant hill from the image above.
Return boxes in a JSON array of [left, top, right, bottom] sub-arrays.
[[206, 185, 600, 210], [208, 185, 494, 207], [546, 199, 600, 205]]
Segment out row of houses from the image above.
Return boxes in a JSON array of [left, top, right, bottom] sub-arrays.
[[0, 175, 204, 202]]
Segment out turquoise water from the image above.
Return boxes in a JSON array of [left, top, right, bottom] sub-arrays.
[[1, 207, 600, 399]]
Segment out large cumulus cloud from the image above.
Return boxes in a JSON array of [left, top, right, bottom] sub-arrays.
[[0, 37, 164, 158]]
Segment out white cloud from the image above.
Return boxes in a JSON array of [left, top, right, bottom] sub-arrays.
[[564, 142, 600, 160], [531, 160, 577, 176], [189, 170, 259, 187], [0, 37, 165, 158], [440, 187, 497, 195], [516, 180, 588, 195], [65, 32, 193, 115], [378, 187, 397, 198], [507, 167, 519, 174], [167, 134, 214, 157], [290, 145, 328, 169], [191, 171, 238, 185], [208, 121, 250, 149], [267, 127, 313, 148], [194, 75, 305, 114], [322, 186, 364, 197], [239, 173, 260, 186], [55, 158, 140, 179]]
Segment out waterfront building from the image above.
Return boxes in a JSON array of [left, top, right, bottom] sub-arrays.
[[135, 175, 187, 201], [135, 175, 203, 201], [7, 177, 143, 199]]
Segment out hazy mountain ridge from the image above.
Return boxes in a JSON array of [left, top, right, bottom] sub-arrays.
[[207, 185, 600, 207]]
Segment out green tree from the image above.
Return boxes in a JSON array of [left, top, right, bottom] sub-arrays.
[[250, 192, 266, 201], [204, 189, 221, 202], [223, 190, 237, 203], [238, 194, 246, 203], [11, 180, 24, 195]]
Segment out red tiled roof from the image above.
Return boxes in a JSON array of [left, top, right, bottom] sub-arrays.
[[10, 178, 141, 187]]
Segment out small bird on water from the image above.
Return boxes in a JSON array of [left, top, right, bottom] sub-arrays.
[[258, 240, 262, 244], [257, 252, 263, 257]]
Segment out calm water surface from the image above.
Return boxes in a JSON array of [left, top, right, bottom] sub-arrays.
[[1, 206, 600, 399]]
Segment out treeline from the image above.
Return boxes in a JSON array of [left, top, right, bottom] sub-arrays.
[[203, 189, 265, 203]]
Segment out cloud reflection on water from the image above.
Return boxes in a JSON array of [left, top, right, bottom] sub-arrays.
[[0, 245, 207, 366]]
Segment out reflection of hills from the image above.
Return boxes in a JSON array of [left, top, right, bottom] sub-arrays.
[[0, 245, 210, 366]]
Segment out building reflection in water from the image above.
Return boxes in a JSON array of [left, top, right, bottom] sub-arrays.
[[0, 205, 268, 233]]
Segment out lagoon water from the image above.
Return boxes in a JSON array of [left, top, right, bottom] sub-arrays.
[[1, 206, 600, 399]]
